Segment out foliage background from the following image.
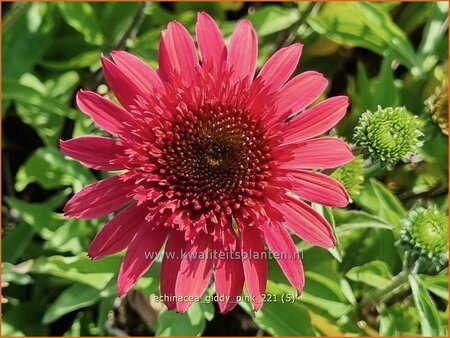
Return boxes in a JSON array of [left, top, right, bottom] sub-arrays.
[[1, 1, 448, 336]]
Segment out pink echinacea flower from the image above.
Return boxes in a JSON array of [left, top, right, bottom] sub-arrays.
[[61, 12, 353, 313]]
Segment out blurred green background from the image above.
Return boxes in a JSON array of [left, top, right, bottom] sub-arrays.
[[2, 1, 448, 336]]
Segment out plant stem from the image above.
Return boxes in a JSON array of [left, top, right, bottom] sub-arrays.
[[360, 272, 410, 308], [115, 2, 151, 51], [272, 2, 321, 53], [94, 2, 150, 87]]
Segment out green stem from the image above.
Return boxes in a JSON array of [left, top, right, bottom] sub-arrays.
[[360, 272, 410, 307], [94, 2, 150, 87], [364, 160, 381, 178], [272, 2, 321, 53], [361, 252, 419, 307]]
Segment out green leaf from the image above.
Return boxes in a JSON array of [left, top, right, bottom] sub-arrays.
[[418, 2, 449, 59], [40, 50, 101, 71], [374, 56, 399, 108], [99, 2, 140, 44], [334, 209, 392, 235], [30, 254, 121, 290], [346, 261, 392, 288], [247, 6, 299, 37], [15, 147, 95, 192], [97, 297, 116, 335], [355, 178, 406, 230], [244, 281, 315, 336], [156, 303, 206, 336], [356, 62, 373, 111], [2, 223, 35, 264], [2, 262, 33, 285], [2, 3, 54, 79], [418, 274, 449, 301], [409, 274, 441, 336], [43, 283, 100, 324], [2, 302, 49, 336], [2, 76, 78, 118], [301, 271, 352, 318], [57, 3, 104, 45], [379, 309, 397, 336], [308, 2, 419, 69]]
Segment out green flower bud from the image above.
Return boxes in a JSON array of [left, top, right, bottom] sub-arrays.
[[425, 83, 448, 136], [354, 107, 423, 166], [398, 206, 448, 269], [332, 155, 364, 198]]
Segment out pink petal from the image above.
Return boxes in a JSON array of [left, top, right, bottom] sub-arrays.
[[273, 195, 336, 248], [280, 137, 354, 169], [101, 56, 147, 110], [110, 51, 163, 92], [159, 21, 199, 83], [195, 12, 226, 68], [281, 96, 349, 144], [274, 71, 328, 121], [262, 222, 304, 294], [88, 203, 150, 260], [256, 43, 303, 93], [64, 175, 132, 219], [284, 170, 350, 207], [214, 230, 245, 314], [160, 230, 185, 310], [76, 90, 133, 136], [227, 19, 258, 84], [118, 224, 169, 296], [175, 231, 213, 313], [240, 225, 267, 311], [60, 136, 125, 171]]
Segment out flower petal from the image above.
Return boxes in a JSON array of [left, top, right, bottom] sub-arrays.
[[274, 71, 328, 121], [160, 230, 185, 311], [280, 137, 354, 169], [227, 19, 258, 84], [262, 222, 304, 294], [118, 224, 169, 296], [88, 203, 150, 260], [283, 170, 350, 207], [76, 90, 133, 136], [214, 228, 245, 313], [175, 231, 213, 313], [274, 194, 336, 248], [256, 43, 303, 93], [281, 96, 349, 143], [110, 51, 163, 92], [60, 136, 125, 171], [195, 12, 226, 68], [240, 225, 267, 311], [101, 56, 147, 109], [159, 21, 199, 83], [64, 175, 132, 219]]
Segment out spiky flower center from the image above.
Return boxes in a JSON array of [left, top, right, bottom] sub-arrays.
[[157, 104, 272, 213], [354, 106, 422, 165], [398, 206, 448, 269], [332, 155, 364, 198], [408, 208, 448, 255]]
